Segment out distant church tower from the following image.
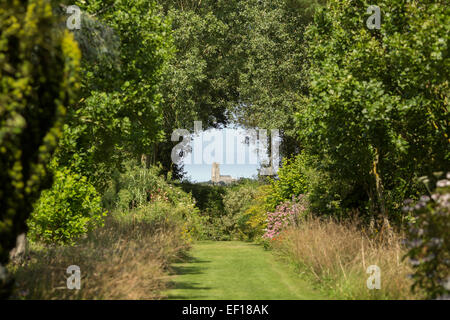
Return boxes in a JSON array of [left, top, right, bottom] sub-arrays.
[[211, 162, 235, 184], [211, 162, 220, 183]]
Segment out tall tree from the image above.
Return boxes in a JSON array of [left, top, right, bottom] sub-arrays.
[[298, 0, 449, 218], [155, 0, 240, 177], [231, 0, 324, 157], [0, 0, 80, 297], [155, 0, 324, 176], [55, 0, 173, 189]]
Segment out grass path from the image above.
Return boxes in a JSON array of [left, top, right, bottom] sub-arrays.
[[164, 241, 326, 300]]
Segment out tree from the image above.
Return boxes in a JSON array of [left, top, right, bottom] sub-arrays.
[[155, 1, 240, 177], [297, 0, 449, 219], [0, 0, 80, 297], [55, 0, 173, 189], [231, 0, 324, 157], [155, 0, 325, 177]]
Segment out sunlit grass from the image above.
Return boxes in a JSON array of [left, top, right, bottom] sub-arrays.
[[165, 241, 327, 300]]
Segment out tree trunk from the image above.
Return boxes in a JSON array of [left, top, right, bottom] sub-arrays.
[[372, 148, 386, 217]]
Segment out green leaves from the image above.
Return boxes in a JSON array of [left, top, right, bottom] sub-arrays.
[[56, 0, 173, 188], [266, 153, 312, 211], [296, 0, 449, 217], [0, 0, 80, 295], [28, 167, 106, 245]]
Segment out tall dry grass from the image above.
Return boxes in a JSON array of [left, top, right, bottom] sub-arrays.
[[8, 217, 189, 300], [272, 216, 424, 299]]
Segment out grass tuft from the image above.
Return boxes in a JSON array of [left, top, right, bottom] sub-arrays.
[[8, 215, 189, 300], [272, 216, 424, 299]]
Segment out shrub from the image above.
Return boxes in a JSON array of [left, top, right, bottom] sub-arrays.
[[112, 199, 205, 241], [304, 163, 348, 217], [266, 153, 313, 210], [223, 182, 259, 217], [403, 173, 450, 299], [108, 162, 170, 210], [177, 182, 226, 217], [238, 185, 273, 241], [218, 181, 260, 238], [297, 0, 450, 219], [195, 180, 263, 240], [105, 161, 206, 240], [27, 167, 106, 245], [263, 195, 308, 242], [105, 161, 196, 210]]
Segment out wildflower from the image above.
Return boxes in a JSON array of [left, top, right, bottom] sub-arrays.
[[437, 180, 449, 188], [442, 277, 450, 291], [429, 238, 443, 247], [408, 239, 423, 248], [410, 259, 421, 266]]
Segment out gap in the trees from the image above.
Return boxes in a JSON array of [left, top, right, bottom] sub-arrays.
[[182, 123, 279, 182]]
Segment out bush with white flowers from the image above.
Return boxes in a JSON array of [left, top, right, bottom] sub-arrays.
[[403, 173, 450, 299]]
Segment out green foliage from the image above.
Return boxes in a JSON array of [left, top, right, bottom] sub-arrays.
[[305, 165, 346, 217], [153, 0, 325, 176], [111, 163, 171, 211], [177, 182, 237, 240], [231, 0, 324, 151], [179, 180, 264, 240], [67, 6, 120, 66], [27, 167, 106, 245], [3, 0, 447, 300], [160, 6, 233, 130], [266, 153, 311, 210], [154, 2, 239, 175], [404, 173, 450, 299], [56, 0, 174, 189], [297, 0, 450, 218], [105, 161, 193, 209], [238, 185, 273, 241], [223, 181, 259, 218], [104, 161, 206, 240], [0, 0, 79, 296], [178, 182, 227, 216], [219, 181, 260, 239], [112, 198, 205, 242]]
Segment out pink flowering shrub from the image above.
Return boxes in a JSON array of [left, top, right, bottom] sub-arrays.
[[263, 195, 308, 241]]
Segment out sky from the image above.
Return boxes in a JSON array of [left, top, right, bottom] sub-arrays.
[[180, 127, 263, 182]]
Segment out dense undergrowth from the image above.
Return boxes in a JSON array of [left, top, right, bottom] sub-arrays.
[[8, 162, 199, 299], [10, 216, 188, 299], [2, 0, 448, 301], [9, 216, 189, 299]]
